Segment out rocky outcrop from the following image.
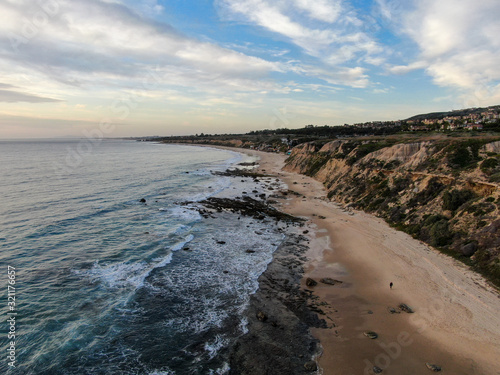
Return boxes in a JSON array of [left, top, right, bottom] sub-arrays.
[[229, 234, 324, 375], [484, 141, 500, 154], [361, 141, 434, 168], [318, 140, 344, 153], [319, 278, 343, 285]]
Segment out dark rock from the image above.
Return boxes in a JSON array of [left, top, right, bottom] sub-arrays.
[[255, 231, 263, 235], [461, 242, 477, 257], [217, 241, 226, 245], [246, 250, 256, 254], [373, 366, 383, 373], [229, 233, 323, 374], [426, 363, 442, 372], [223, 270, 229, 274], [183, 196, 303, 223], [238, 162, 257, 166], [399, 303, 414, 313], [182, 247, 190, 251], [303, 230, 309, 234], [304, 361, 317, 372], [320, 278, 343, 285], [256, 311, 267, 322], [364, 331, 378, 339], [388, 307, 400, 314], [139, 198, 146, 203], [306, 278, 318, 287]]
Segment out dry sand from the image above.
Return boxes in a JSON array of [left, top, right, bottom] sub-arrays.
[[239, 148, 500, 375]]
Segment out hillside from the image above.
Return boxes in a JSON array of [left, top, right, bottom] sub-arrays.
[[407, 105, 500, 122], [284, 136, 500, 286]]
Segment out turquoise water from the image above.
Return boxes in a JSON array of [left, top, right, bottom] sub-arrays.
[[0, 140, 284, 374]]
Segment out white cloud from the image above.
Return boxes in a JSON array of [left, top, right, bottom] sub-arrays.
[[291, 64, 369, 88], [293, 0, 342, 23], [0, 0, 283, 99], [383, 0, 500, 105], [388, 61, 427, 75], [216, 0, 385, 75], [0, 87, 62, 103], [137, 0, 164, 16]]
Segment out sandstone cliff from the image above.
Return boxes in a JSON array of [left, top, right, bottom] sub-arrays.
[[284, 138, 500, 286]]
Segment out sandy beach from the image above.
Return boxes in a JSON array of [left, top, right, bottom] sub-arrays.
[[231, 148, 500, 375]]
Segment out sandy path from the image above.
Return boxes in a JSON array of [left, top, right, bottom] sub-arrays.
[[242, 149, 500, 375]]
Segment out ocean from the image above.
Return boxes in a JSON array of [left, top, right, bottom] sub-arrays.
[[0, 139, 287, 374]]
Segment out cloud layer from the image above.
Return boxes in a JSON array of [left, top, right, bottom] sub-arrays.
[[382, 0, 500, 104], [0, 0, 282, 94], [0, 0, 499, 137]]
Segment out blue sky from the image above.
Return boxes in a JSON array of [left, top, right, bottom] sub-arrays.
[[0, 0, 499, 138]]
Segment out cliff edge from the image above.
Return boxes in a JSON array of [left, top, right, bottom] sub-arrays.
[[284, 137, 500, 286]]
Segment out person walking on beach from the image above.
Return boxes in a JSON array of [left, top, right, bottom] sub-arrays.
[[390, 282, 393, 289]]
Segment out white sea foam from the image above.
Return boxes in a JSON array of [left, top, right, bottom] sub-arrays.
[[79, 252, 174, 289], [190, 169, 211, 176], [208, 362, 230, 375], [173, 224, 191, 235], [238, 316, 249, 335], [149, 370, 175, 375], [188, 176, 231, 202], [204, 335, 230, 360], [166, 206, 202, 222], [171, 234, 194, 251], [162, 300, 229, 335]]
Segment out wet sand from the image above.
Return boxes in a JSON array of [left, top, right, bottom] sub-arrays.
[[243, 148, 500, 375]]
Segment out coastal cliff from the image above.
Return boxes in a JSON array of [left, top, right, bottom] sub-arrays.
[[284, 137, 500, 286]]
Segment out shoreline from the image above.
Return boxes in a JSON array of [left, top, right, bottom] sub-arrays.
[[211, 145, 500, 375], [229, 231, 325, 375]]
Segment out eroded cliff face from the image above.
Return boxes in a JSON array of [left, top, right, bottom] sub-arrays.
[[284, 138, 500, 286]]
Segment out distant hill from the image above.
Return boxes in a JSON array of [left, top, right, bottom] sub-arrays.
[[407, 105, 500, 122]]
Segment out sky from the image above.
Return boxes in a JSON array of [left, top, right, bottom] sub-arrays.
[[0, 0, 499, 138]]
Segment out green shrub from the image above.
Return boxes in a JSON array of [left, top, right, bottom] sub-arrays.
[[429, 219, 453, 247], [305, 153, 330, 176], [489, 173, 500, 183], [391, 177, 411, 194], [442, 189, 475, 211], [446, 140, 485, 169], [345, 140, 397, 165], [408, 177, 446, 207], [423, 214, 447, 226], [481, 158, 499, 173], [466, 202, 495, 216]]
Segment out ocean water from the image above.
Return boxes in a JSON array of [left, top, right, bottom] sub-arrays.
[[0, 139, 286, 374]]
